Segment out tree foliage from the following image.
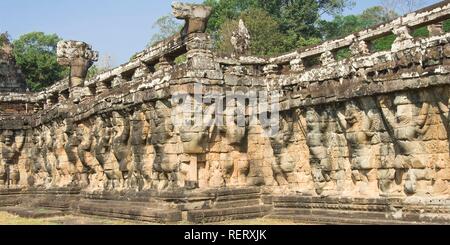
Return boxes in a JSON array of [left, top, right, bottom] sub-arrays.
[[0, 33, 9, 47], [205, 0, 353, 54], [148, 15, 183, 46], [319, 6, 397, 40], [12, 32, 68, 91], [216, 8, 289, 56]]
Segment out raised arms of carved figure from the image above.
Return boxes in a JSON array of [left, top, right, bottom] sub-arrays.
[[294, 108, 307, 139], [112, 112, 130, 144], [415, 101, 431, 135], [429, 87, 450, 119], [377, 96, 397, 131], [336, 110, 347, 130], [14, 130, 25, 153], [319, 110, 329, 133]]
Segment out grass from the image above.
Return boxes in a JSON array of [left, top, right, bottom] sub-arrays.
[[0, 211, 302, 225], [0, 212, 142, 225]]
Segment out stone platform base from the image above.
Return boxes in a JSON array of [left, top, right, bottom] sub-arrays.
[[0, 206, 67, 219], [266, 195, 450, 224], [1, 187, 450, 224]]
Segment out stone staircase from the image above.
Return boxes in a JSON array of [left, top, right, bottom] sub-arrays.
[[78, 198, 182, 223], [187, 187, 272, 223], [267, 195, 450, 225]]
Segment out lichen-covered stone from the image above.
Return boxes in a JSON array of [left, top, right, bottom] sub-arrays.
[[1, 1, 450, 224]]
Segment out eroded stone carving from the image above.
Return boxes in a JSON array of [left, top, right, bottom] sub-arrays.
[[392, 26, 414, 52], [350, 40, 371, 56], [129, 106, 153, 190], [378, 92, 434, 196], [337, 101, 378, 196], [78, 120, 105, 191], [320, 51, 335, 65], [231, 19, 251, 58], [305, 108, 336, 195], [57, 40, 98, 100], [172, 2, 212, 35], [0, 130, 25, 188], [54, 121, 76, 187]]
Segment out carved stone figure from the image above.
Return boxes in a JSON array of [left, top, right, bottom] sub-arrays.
[[320, 51, 335, 65], [337, 101, 378, 196], [151, 100, 177, 190], [350, 40, 370, 56], [269, 112, 294, 186], [132, 63, 152, 83], [218, 97, 249, 187], [111, 75, 126, 88], [378, 93, 431, 195], [57, 40, 98, 101], [57, 40, 98, 87], [42, 125, 58, 188], [90, 115, 119, 191], [54, 121, 76, 187], [305, 108, 336, 195], [64, 119, 88, 188], [172, 2, 212, 35], [111, 111, 132, 189], [0, 130, 25, 187], [392, 26, 414, 51], [130, 107, 154, 190], [231, 19, 251, 58], [77, 120, 105, 191], [27, 129, 48, 187]]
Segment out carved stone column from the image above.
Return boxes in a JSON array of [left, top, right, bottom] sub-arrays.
[[156, 56, 174, 73], [350, 40, 371, 56], [186, 33, 215, 71], [57, 40, 98, 102], [231, 19, 251, 58], [173, 2, 215, 71], [290, 57, 305, 72], [428, 22, 444, 36], [320, 51, 336, 65], [392, 26, 414, 52]]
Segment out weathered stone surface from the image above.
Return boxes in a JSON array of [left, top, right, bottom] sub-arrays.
[[1, 1, 450, 224], [172, 2, 212, 36], [231, 19, 251, 58]]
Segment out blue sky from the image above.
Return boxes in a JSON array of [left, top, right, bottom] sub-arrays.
[[1, 0, 442, 66]]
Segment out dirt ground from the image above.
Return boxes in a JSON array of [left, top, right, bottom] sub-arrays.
[[0, 211, 300, 225]]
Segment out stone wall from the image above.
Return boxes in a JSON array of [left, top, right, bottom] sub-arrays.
[[1, 2, 450, 223]]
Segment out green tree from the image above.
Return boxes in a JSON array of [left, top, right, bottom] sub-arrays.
[[319, 6, 396, 40], [0, 32, 9, 47], [13, 32, 68, 91], [205, 0, 353, 55], [318, 6, 401, 53], [216, 8, 290, 56], [148, 15, 183, 46], [203, 0, 259, 36]]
